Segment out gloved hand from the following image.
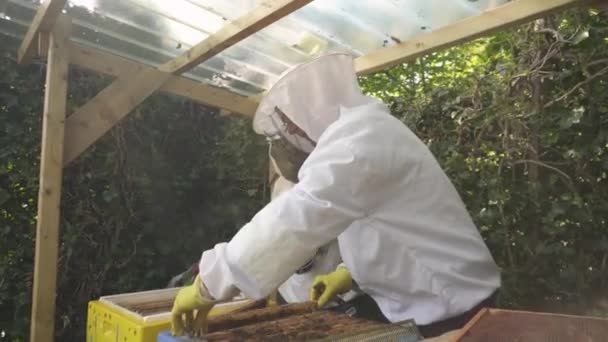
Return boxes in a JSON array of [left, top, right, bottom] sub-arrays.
[[171, 275, 215, 336], [310, 266, 353, 307]]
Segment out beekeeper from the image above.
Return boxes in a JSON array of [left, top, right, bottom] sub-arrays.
[[171, 54, 501, 338]]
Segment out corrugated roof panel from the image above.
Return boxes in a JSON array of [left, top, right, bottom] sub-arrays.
[[0, 0, 508, 97]]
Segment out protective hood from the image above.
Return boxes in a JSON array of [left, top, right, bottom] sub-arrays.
[[253, 53, 370, 152]]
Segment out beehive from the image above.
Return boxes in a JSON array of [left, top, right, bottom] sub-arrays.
[[86, 288, 265, 342], [158, 302, 401, 342]]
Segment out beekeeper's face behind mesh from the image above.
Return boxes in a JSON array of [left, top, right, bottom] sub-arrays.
[[264, 107, 314, 183]]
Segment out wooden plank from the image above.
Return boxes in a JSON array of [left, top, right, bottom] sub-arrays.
[[449, 308, 488, 342], [452, 309, 608, 341], [421, 330, 460, 342], [62, 68, 172, 166], [67, 43, 259, 117], [17, 0, 67, 64], [354, 0, 587, 75], [159, 0, 313, 74], [29, 16, 71, 342], [38, 31, 50, 58], [63, 0, 310, 166]]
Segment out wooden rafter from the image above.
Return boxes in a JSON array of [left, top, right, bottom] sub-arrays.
[[63, 67, 171, 165], [30, 16, 71, 342], [67, 43, 259, 117], [159, 0, 315, 74], [63, 0, 313, 166], [38, 32, 50, 58], [354, 0, 587, 75], [17, 0, 67, 64]]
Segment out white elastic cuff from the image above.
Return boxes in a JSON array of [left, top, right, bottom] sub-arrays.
[[199, 278, 213, 300]]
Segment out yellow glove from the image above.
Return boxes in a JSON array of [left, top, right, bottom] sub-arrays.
[[171, 275, 215, 336], [310, 266, 353, 307]]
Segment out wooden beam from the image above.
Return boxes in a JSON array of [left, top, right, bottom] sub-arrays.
[[63, 0, 311, 166], [17, 0, 67, 64], [30, 16, 71, 342], [67, 43, 259, 117], [62, 68, 172, 166], [354, 0, 587, 75], [159, 0, 313, 74], [38, 32, 50, 58]]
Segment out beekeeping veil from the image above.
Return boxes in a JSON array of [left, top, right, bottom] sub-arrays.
[[253, 53, 368, 182]]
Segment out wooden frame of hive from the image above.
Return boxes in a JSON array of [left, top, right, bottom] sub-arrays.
[[155, 302, 414, 341], [17, 0, 600, 341]]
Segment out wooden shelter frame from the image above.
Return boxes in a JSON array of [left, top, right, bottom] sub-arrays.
[[15, 0, 599, 340]]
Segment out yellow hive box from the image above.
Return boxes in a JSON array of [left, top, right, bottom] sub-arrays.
[[86, 288, 257, 342]]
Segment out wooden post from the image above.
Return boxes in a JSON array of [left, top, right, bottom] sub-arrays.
[[30, 16, 71, 342], [17, 0, 67, 64]]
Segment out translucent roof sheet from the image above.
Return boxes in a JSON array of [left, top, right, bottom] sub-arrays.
[[0, 0, 507, 97]]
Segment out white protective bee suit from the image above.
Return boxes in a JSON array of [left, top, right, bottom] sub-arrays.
[[271, 177, 344, 303], [199, 53, 501, 325]]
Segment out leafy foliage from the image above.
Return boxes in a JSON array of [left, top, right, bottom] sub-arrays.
[[360, 7, 608, 313], [1, 7, 607, 342]]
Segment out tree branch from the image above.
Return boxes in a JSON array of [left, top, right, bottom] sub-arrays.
[[544, 65, 608, 108], [511, 159, 577, 195]]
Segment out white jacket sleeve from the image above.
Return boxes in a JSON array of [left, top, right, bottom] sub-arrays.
[[200, 138, 373, 300]]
